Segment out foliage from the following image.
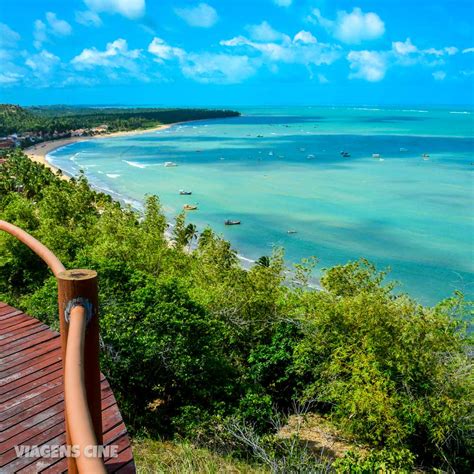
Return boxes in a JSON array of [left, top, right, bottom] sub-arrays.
[[0, 150, 472, 472], [0, 103, 240, 136]]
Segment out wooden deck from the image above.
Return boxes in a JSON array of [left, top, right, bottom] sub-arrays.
[[0, 302, 136, 473]]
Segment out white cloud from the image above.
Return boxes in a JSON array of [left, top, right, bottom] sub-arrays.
[[0, 72, 23, 85], [0, 23, 20, 48], [46, 12, 72, 36], [294, 30, 317, 44], [147, 37, 255, 84], [175, 3, 218, 28], [181, 53, 255, 83], [84, 0, 145, 19], [347, 50, 386, 81], [221, 35, 340, 67], [75, 10, 103, 27], [392, 38, 417, 55], [444, 46, 458, 56], [432, 70, 446, 81], [148, 37, 185, 62], [310, 7, 385, 44], [33, 20, 48, 49], [25, 50, 61, 84], [462, 47, 474, 54], [71, 38, 141, 70], [318, 73, 329, 83], [247, 21, 288, 42], [273, 0, 292, 7]]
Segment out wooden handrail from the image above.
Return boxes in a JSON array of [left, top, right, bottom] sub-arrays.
[[65, 305, 106, 473], [0, 220, 104, 473]]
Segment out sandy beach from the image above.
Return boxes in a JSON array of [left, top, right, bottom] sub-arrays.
[[24, 123, 175, 180]]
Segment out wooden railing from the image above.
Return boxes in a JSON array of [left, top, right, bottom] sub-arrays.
[[0, 220, 105, 473]]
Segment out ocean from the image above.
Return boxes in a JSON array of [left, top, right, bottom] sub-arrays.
[[47, 106, 474, 305]]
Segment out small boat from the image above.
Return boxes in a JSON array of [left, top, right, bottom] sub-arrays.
[[340, 151, 351, 158], [287, 230, 298, 234], [257, 134, 264, 138], [307, 154, 315, 159], [268, 151, 274, 156], [299, 147, 306, 152], [164, 161, 177, 167], [225, 220, 241, 225], [422, 153, 430, 160], [184, 204, 197, 211], [179, 190, 192, 195], [400, 147, 408, 152], [372, 153, 381, 158]]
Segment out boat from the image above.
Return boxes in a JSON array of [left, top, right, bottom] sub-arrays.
[[224, 220, 241, 225], [307, 154, 315, 159], [183, 204, 197, 211], [340, 151, 351, 158], [372, 153, 381, 158], [287, 230, 298, 234], [179, 190, 192, 195], [400, 147, 408, 152], [299, 147, 306, 152], [164, 161, 177, 167], [422, 153, 430, 160], [257, 134, 264, 138], [268, 151, 274, 156]]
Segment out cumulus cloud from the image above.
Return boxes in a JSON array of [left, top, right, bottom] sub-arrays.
[[33, 13, 71, 49], [75, 10, 103, 27], [0, 72, 23, 85], [347, 50, 386, 81], [220, 34, 340, 67], [246, 21, 288, 42], [0, 23, 20, 48], [175, 3, 218, 28], [432, 70, 446, 81], [84, 0, 145, 19], [147, 37, 255, 83], [71, 38, 141, 70], [26, 49, 60, 75], [148, 37, 185, 62], [310, 7, 385, 44], [462, 47, 474, 54], [293, 30, 317, 44], [182, 53, 255, 83], [46, 12, 72, 36]]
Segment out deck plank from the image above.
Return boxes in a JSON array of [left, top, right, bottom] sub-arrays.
[[0, 303, 135, 473]]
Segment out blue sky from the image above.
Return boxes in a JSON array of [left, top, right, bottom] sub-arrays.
[[0, 0, 473, 106]]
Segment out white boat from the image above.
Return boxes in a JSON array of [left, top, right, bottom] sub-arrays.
[[164, 161, 177, 167], [372, 153, 381, 158], [400, 147, 408, 152]]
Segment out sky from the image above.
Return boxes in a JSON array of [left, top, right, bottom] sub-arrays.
[[0, 0, 473, 106]]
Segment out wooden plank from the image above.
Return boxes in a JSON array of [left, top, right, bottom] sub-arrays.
[[0, 351, 62, 388], [0, 303, 135, 472]]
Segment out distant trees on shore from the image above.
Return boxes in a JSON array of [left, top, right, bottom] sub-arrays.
[[0, 104, 240, 136]]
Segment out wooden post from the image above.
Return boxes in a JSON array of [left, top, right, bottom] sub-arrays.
[[57, 269, 102, 473]]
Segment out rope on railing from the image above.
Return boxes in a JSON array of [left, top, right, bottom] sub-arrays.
[[0, 220, 105, 474]]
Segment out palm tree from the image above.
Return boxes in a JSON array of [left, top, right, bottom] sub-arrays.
[[256, 255, 270, 267]]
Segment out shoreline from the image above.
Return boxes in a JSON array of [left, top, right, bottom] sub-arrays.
[[24, 123, 176, 180]]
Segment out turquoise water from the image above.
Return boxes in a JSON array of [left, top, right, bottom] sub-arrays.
[[48, 106, 474, 305]]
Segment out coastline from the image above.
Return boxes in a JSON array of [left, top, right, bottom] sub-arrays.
[[24, 123, 176, 180]]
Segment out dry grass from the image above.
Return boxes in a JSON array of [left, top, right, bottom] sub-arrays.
[[133, 438, 268, 474]]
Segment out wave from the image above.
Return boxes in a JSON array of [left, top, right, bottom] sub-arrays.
[[122, 160, 147, 169], [106, 173, 120, 179], [449, 111, 471, 115]]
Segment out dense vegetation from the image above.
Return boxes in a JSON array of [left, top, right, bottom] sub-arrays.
[[0, 104, 239, 136], [0, 150, 472, 472]]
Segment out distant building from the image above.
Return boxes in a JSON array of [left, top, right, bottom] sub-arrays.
[[71, 129, 86, 137], [0, 138, 15, 149]]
